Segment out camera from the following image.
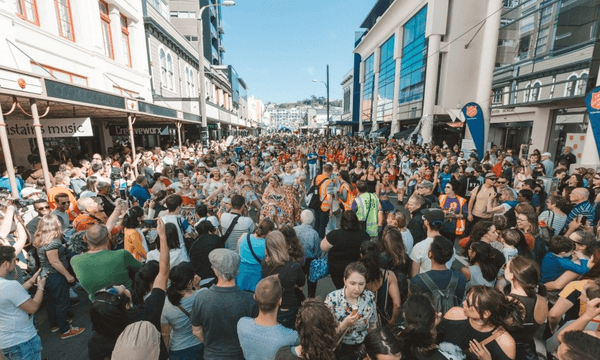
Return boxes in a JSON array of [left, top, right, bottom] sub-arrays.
[[495, 192, 502, 199]]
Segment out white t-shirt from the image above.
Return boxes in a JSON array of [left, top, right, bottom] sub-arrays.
[[147, 248, 189, 269], [221, 212, 255, 251], [0, 278, 37, 348], [410, 236, 456, 274]]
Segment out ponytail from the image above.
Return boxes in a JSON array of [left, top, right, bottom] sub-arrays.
[[167, 262, 196, 306], [359, 241, 382, 284], [130, 261, 160, 306]]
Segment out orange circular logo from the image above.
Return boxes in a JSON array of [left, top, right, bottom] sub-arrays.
[[569, 135, 574, 140], [578, 153, 582, 158], [574, 144, 578, 149], [17, 78, 26, 89], [581, 136, 585, 140]]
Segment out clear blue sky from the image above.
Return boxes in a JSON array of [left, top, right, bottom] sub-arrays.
[[222, 0, 376, 104]]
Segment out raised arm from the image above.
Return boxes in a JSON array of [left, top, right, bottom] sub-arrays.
[[153, 218, 170, 292]]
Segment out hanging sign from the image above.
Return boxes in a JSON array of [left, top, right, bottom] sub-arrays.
[[108, 124, 170, 136], [461, 102, 485, 160], [584, 86, 600, 159], [6, 118, 93, 138]]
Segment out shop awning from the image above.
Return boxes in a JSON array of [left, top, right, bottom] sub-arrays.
[[372, 125, 390, 134], [393, 127, 417, 139]]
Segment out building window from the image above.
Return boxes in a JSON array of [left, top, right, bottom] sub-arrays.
[[99, 1, 114, 59], [565, 75, 578, 97], [362, 54, 375, 122], [530, 82, 541, 101], [524, 84, 531, 102], [399, 5, 428, 107], [540, 5, 553, 25], [520, 15, 535, 33], [15, 0, 39, 25], [535, 27, 549, 55], [377, 35, 395, 122], [120, 15, 132, 67], [166, 53, 174, 90], [493, 89, 503, 104], [576, 73, 588, 96], [30, 62, 87, 86], [185, 67, 195, 97], [184, 35, 198, 42], [159, 48, 167, 87], [55, 0, 74, 40]]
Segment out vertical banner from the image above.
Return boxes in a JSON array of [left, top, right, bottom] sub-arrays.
[[584, 86, 600, 159], [461, 102, 484, 160]]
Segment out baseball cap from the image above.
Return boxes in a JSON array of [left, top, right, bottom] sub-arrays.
[[465, 167, 475, 173], [209, 249, 240, 277], [111, 321, 160, 360], [422, 208, 445, 226], [485, 173, 498, 180], [504, 157, 514, 163], [21, 187, 42, 198], [541, 152, 551, 158], [417, 180, 434, 189]]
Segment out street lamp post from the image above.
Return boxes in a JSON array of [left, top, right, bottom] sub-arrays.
[[313, 64, 330, 135], [197, 0, 235, 147]]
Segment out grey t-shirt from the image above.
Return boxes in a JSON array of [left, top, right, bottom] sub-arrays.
[[221, 213, 255, 251], [191, 286, 257, 360], [160, 291, 202, 351], [237, 317, 299, 360], [38, 239, 69, 274]]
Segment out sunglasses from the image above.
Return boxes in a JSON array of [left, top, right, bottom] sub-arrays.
[[36, 206, 50, 210], [59, 201, 70, 205], [497, 181, 507, 184]]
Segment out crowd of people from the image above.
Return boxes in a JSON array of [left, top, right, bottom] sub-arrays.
[[1, 133, 600, 360]]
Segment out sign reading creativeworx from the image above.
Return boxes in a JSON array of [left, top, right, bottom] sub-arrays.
[[6, 118, 93, 138], [108, 124, 170, 136]]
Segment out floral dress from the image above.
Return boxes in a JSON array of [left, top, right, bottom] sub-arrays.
[[325, 288, 377, 345]]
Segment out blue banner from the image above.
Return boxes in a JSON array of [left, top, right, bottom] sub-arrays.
[[461, 102, 485, 160], [584, 86, 600, 159]]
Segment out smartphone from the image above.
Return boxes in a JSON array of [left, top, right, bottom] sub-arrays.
[[40, 268, 49, 279], [142, 219, 158, 228], [580, 216, 588, 226]]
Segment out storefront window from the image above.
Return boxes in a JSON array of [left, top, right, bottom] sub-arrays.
[[398, 5, 427, 106], [362, 53, 375, 122], [377, 35, 395, 122]]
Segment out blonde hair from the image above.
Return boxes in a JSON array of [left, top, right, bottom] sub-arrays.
[[33, 214, 63, 248], [264, 231, 289, 267]]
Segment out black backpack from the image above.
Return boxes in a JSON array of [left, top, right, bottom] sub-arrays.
[[306, 177, 329, 211]]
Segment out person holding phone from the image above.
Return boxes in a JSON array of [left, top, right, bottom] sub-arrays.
[[0, 246, 47, 360], [33, 214, 85, 339], [564, 188, 595, 235]]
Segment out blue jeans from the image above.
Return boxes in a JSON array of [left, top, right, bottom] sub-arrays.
[[1, 335, 42, 360], [44, 272, 71, 333], [169, 344, 204, 360]]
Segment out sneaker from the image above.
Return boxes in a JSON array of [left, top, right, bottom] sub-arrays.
[[60, 327, 85, 340], [50, 317, 74, 332]]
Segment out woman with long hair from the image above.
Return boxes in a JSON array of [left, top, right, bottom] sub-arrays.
[[360, 165, 379, 194], [439, 286, 524, 360], [280, 225, 305, 264], [236, 218, 275, 292], [79, 175, 98, 198], [161, 262, 202, 360], [504, 256, 548, 360], [375, 172, 399, 215], [33, 214, 84, 338], [459, 221, 502, 255], [439, 180, 468, 244], [122, 206, 147, 261], [263, 231, 305, 329], [359, 241, 401, 326], [275, 298, 338, 360], [386, 211, 414, 255], [130, 261, 159, 307], [262, 174, 294, 227], [379, 227, 411, 304], [516, 210, 547, 263], [321, 211, 370, 289], [461, 241, 500, 290], [398, 293, 446, 360], [146, 223, 189, 269], [338, 170, 356, 213], [359, 327, 402, 360], [325, 262, 377, 360]]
